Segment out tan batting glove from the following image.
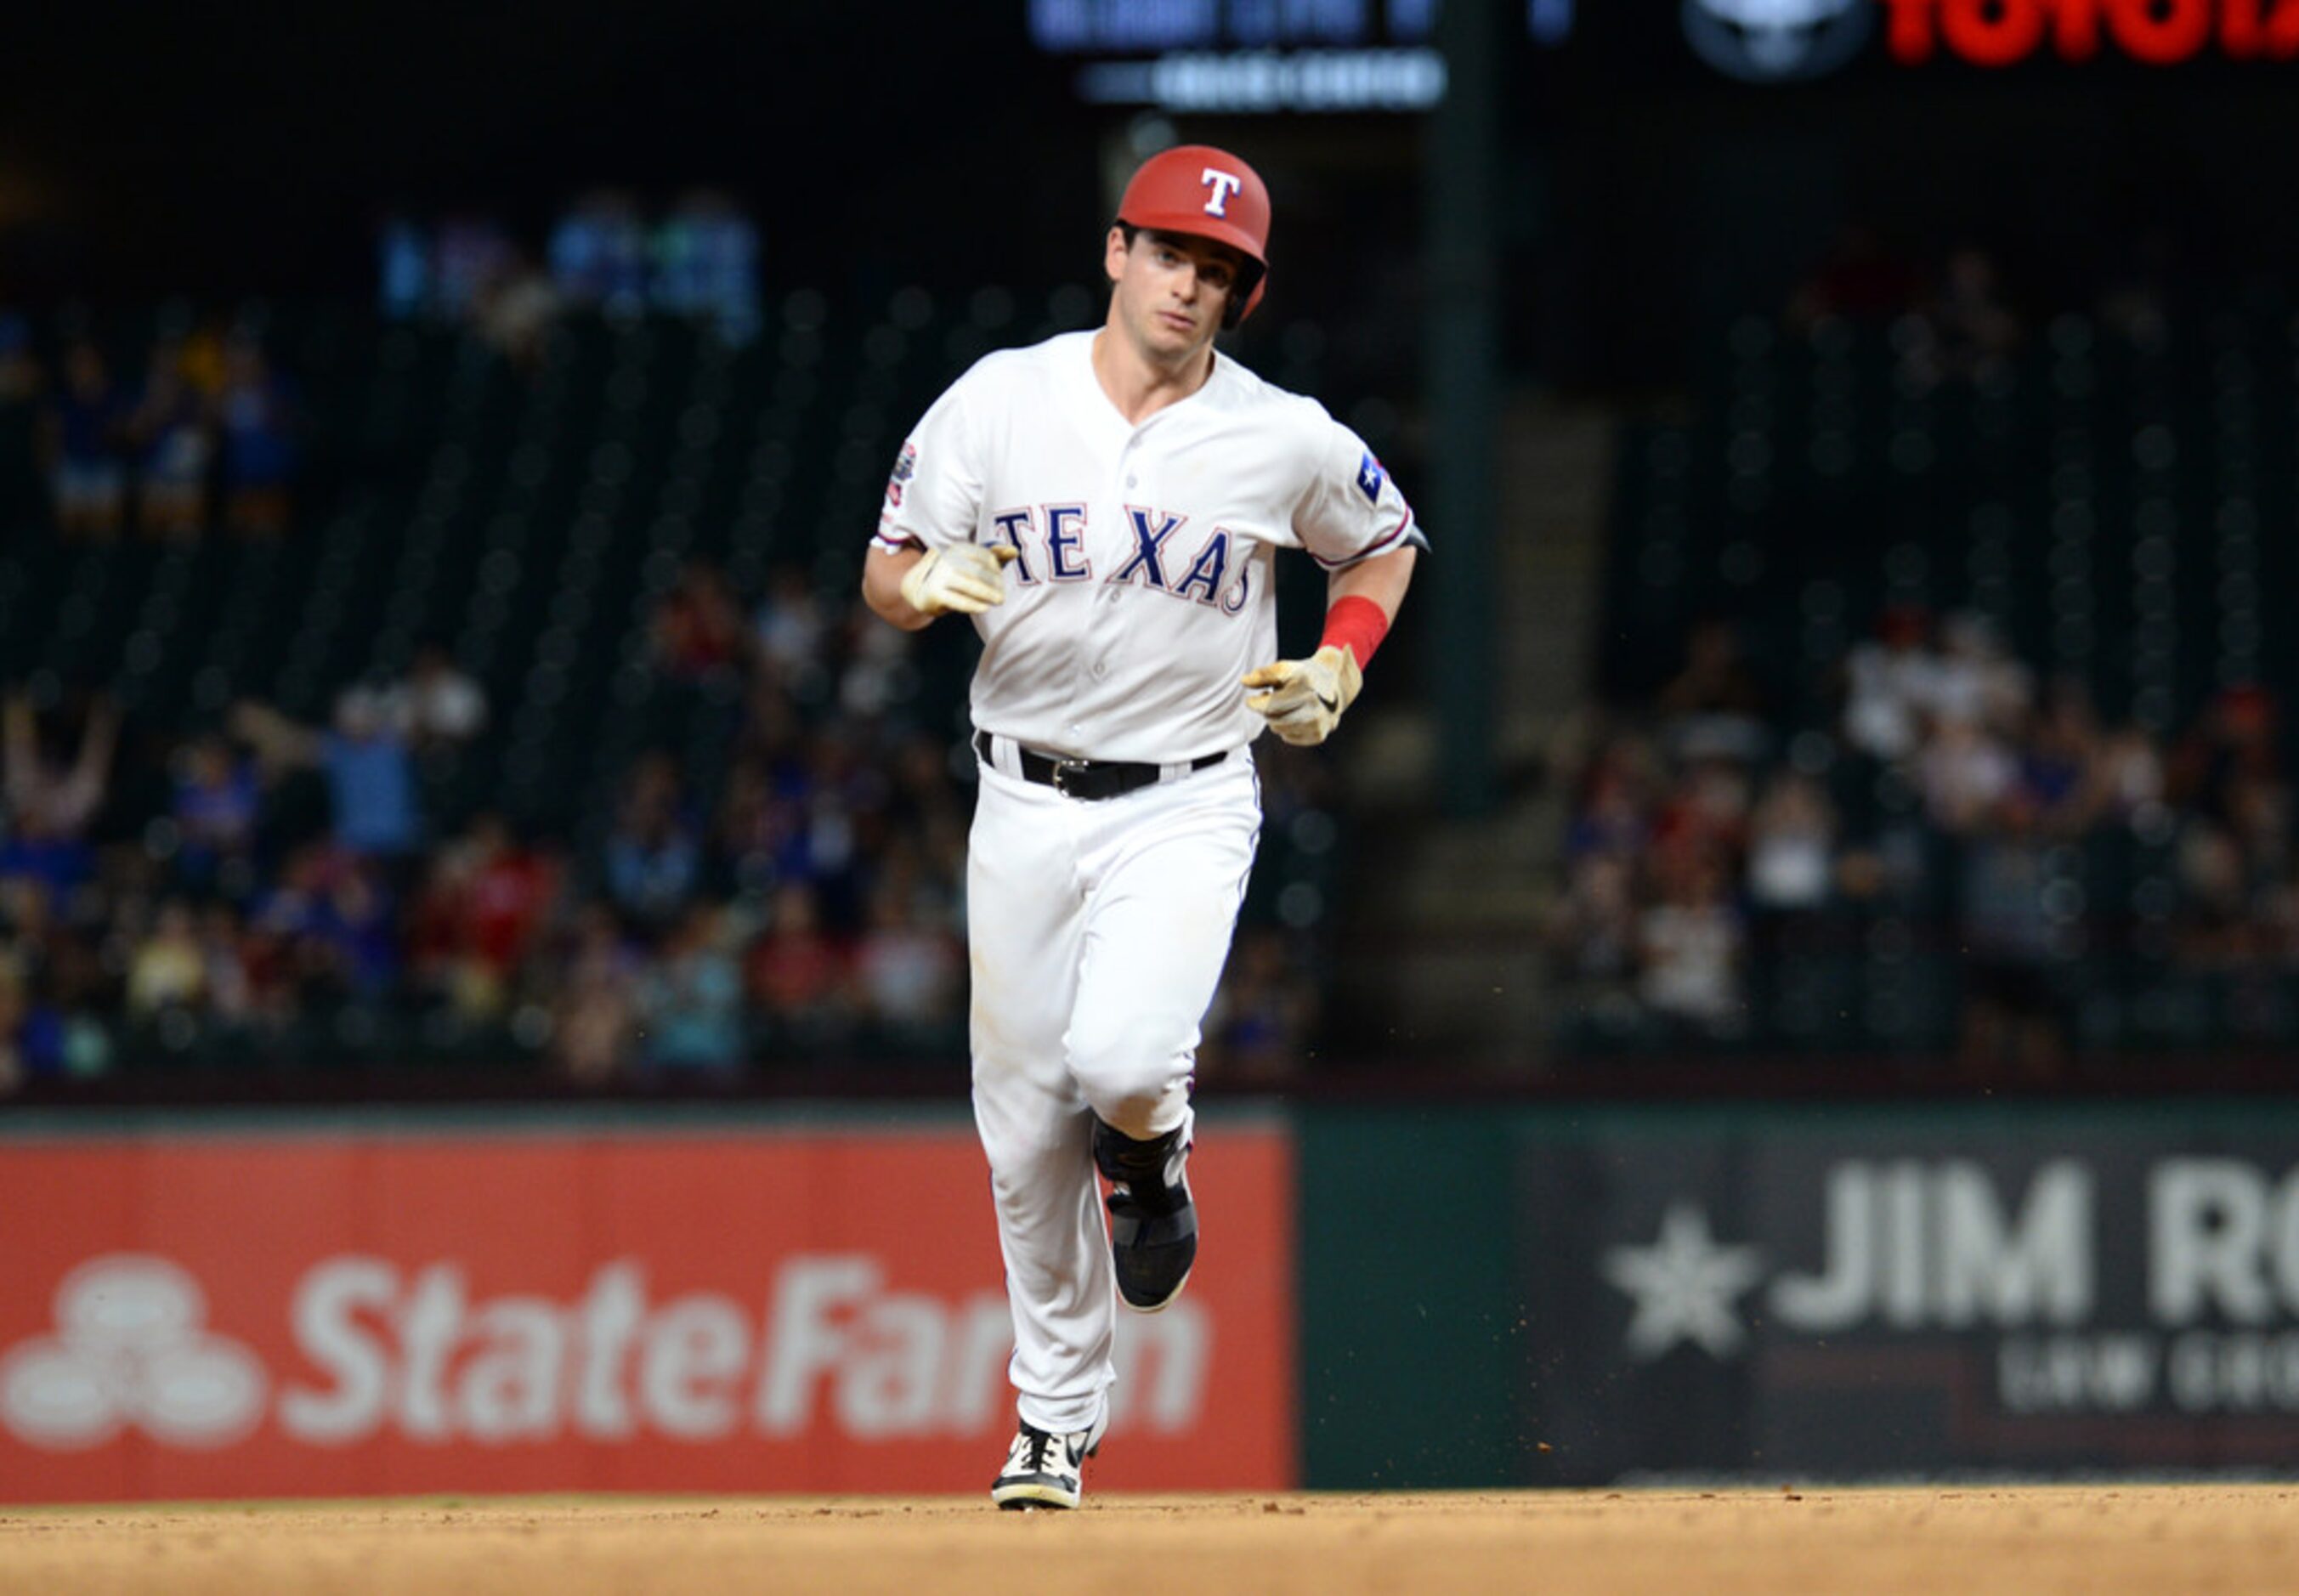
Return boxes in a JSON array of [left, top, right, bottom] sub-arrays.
[[1241, 643, 1364, 747], [899, 543, 1018, 617]]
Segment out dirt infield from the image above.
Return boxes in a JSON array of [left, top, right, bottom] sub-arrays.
[[2, 1485, 2292, 1594]]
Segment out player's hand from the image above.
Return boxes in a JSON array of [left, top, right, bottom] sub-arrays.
[[899, 543, 1018, 618], [1241, 644, 1363, 747]]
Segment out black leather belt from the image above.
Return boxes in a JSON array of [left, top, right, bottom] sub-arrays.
[[973, 730, 1228, 801]]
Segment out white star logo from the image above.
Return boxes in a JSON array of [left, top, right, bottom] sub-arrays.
[[1601, 1203, 1765, 1361]]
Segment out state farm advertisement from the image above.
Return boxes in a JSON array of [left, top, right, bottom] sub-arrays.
[[0, 1122, 1295, 1502]]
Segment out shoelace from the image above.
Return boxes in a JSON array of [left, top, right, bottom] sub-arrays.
[[1013, 1426, 1064, 1475]]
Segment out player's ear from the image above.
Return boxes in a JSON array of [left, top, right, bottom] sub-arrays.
[[1104, 225, 1130, 286]]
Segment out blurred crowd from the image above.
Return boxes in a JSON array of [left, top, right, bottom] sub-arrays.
[[0, 566, 947, 1093], [0, 313, 299, 541], [1549, 610, 2295, 1077], [1783, 223, 2195, 392], [1786, 229, 2024, 388], [0, 546, 1325, 1095], [379, 189, 762, 365]]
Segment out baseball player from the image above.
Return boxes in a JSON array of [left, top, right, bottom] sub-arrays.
[[861, 144, 1422, 1509]]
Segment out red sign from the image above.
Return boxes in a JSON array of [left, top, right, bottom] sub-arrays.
[[0, 1123, 1295, 1502], [1880, 0, 2299, 66]]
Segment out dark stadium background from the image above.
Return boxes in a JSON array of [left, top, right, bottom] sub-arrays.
[[6, 0, 2299, 1495], [5, 1, 2299, 1092], [0, 8, 1096, 300], [16, 8, 2299, 345]]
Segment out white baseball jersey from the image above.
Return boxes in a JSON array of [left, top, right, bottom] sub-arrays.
[[872, 331, 1425, 763]]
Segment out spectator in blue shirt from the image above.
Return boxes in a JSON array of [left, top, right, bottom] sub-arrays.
[[217, 337, 297, 537], [377, 216, 432, 321], [2, 688, 115, 900], [549, 191, 649, 320], [43, 343, 127, 540], [603, 752, 701, 931], [231, 690, 419, 863], [654, 189, 762, 345], [171, 733, 263, 897], [127, 343, 213, 540], [633, 903, 744, 1080]]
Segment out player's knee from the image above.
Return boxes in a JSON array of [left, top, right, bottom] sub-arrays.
[[986, 1157, 1050, 1214], [982, 1134, 1093, 1231], [982, 1114, 1084, 1183], [1067, 1012, 1195, 1137]]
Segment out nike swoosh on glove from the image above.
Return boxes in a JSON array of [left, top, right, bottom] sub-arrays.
[[1241, 643, 1364, 747], [900, 543, 1018, 617]]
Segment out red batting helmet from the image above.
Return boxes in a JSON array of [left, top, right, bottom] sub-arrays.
[[1116, 144, 1271, 328]]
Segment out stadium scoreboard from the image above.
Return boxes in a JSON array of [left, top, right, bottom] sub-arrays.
[[1029, 0, 1573, 110]]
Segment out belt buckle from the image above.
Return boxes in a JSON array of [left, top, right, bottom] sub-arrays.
[[1051, 757, 1091, 797]]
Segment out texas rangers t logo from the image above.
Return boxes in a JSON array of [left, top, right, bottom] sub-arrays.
[[1200, 168, 1243, 217]]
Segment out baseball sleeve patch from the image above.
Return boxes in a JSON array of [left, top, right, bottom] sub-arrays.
[[1354, 451, 1385, 506], [886, 441, 919, 506]]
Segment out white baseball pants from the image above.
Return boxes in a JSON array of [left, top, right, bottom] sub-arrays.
[[965, 747, 1260, 1435]]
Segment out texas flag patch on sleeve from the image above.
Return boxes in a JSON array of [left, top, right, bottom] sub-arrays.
[[1355, 451, 1385, 506], [886, 441, 918, 506]]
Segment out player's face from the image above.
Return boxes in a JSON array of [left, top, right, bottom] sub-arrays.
[[1105, 228, 1241, 361]]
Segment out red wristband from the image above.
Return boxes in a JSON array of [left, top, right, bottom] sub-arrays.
[[1320, 596, 1390, 668]]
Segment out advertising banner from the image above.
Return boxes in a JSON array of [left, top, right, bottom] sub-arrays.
[[0, 1118, 1294, 1503], [1520, 1112, 2299, 1480]]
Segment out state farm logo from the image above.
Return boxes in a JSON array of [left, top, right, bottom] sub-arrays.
[[279, 1254, 1205, 1445], [0, 1254, 1207, 1451], [0, 1255, 267, 1448]]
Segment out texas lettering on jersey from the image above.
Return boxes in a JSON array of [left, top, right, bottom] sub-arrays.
[[986, 505, 1252, 614], [872, 331, 1424, 764]]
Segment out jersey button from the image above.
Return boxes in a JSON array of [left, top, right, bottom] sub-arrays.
[[1092, 663, 1108, 678], [1125, 476, 1138, 489]]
